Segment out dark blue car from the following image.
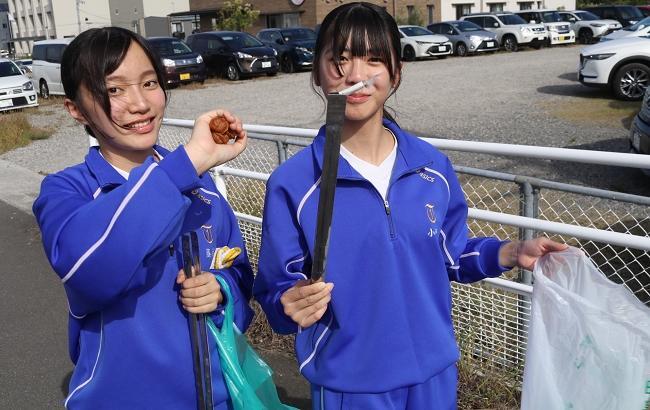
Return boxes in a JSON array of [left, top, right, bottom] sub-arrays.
[[147, 37, 206, 87], [257, 27, 316, 73]]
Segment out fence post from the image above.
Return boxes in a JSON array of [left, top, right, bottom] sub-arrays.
[[276, 140, 287, 164], [517, 182, 537, 365], [211, 168, 228, 200]]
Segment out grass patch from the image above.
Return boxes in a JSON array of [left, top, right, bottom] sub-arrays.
[[37, 95, 66, 108], [0, 112, 52, 154], [539, 98, 640, 129]]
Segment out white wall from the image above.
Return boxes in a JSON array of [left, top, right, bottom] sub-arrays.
[[51, 0, 111, 38], [142, 0, 188, 18]]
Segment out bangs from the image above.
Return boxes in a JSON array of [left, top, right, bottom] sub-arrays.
[[321, 5, 398, 80]]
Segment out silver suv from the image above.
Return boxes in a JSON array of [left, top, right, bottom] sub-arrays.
[[559, 10, 622, 44], [514, 10, 575, 45], [461, 13, 547, 52]]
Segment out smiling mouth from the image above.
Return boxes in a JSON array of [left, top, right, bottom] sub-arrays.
[[123, 117, 154, 130]]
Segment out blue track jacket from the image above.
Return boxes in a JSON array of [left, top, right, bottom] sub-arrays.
[[254, 119, 509, 393], [33, 145, 254, 409]]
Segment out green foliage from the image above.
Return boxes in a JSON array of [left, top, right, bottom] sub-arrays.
[[217, 0, 261, 32], [396, 7, 424, 26]]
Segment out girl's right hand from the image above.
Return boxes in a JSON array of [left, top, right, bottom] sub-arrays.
[[280, 279, 334, 328], [184, 109, 247, 175]]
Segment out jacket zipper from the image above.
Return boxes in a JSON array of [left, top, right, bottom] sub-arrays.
[[383, 198, 396, 239]]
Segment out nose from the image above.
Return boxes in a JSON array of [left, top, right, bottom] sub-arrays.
[[127, 85, 151, 114], [345, 58, 367, 85]]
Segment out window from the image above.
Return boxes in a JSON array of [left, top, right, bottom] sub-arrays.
[[518, 2, 534, 10], [428, 5, 434, 24], [488, 3, 505, 12], [455, 4, 473, 20], [464, 16, 484, 27], [407, 5, 415, 20], [267, 31, 282, 43], [45, 44, 65, 64], [267, 13, 299, 28], [537, 1, 542, 9]]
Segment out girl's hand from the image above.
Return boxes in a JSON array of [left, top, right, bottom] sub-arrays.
[[499, 238, 569, 271], [280, 279, 334, 328], [184, 109, 247, 175], [176, 269, 223, 314]]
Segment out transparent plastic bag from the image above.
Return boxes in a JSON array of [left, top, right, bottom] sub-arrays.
[[207, 276, 297, 410], [522, 247, 650, 410]]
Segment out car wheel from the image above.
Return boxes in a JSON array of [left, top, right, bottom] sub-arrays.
[[225, 63, 240, 81], [578, 28, 594, 44], [281, 55, 295, 73], [39, 80, 49, 99], [613, 63, 650, 101], [402, 45, 415, 61], [502, 35, 518, 52], [456, 43, 468, 57]]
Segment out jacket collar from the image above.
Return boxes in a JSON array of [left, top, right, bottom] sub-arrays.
[[85, 145, 171, 188], [311, 118, 434, 181]]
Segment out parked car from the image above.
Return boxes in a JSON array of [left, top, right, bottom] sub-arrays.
[[186, 31, 278, 81], [579, 36, 650, 101], [630, 87, 650, 174], [146, 37, 205, 87], [559, 10, 622, 44], [0, 58, 38, 111], [427, 20, 498, 56], [637, 5, 650, 17], [514, 10, 575, 45], [397, 25, 452, 61], [31, 38, 73, 98], [584, 5, 644, 28], [461, 13, 547, 52], [257, 27, 316, 73], [600, 16, 650, 42], [13, 58, 32, 77]]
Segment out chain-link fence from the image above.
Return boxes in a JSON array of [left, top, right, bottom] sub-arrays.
[[158, 122, 650, 383]]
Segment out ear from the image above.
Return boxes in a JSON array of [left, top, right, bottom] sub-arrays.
[[64, 98, 89, 126], [391, 63, 402, 89]]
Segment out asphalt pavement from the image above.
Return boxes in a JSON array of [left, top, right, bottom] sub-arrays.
[[0, 160, 310, 409]]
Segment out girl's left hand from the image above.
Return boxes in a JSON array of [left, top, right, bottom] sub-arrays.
[[499, 238, 569, 271], [185, 109, 248, 175], [176, 269, 223, 313]]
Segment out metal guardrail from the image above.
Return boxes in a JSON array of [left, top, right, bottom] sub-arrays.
[[159, 119, 650, 380]]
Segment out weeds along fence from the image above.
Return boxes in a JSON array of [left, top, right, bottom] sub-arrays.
[[160, 119, 650, 383]]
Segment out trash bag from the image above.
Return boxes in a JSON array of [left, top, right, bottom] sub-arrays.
[[207, 276, 297, 410], [522, 247, 650, 410]]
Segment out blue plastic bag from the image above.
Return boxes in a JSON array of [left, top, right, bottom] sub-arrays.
[[207, 276, 297, 410]]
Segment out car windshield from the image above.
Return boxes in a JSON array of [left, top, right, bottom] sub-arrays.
[[401, 26, 433, 36], [0, 61, 23, 77], [574, 11, 600, 21], [624, 16, 650, 31], [151, 40, 192, 56], [281, 28, 316, 42], [542, 11, 562, 22], [217, 32, 263, 49], [451, 21, 482, 32], [498, 14, 528, 25], [620, 6, 644, 20]]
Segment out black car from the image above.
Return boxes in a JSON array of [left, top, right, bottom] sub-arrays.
[[186, 31, 278, 81], [630, 87, 650, 175], [584, 5, 644, 27], [257, 27, 316, 73], [146, 37, 206, 87]]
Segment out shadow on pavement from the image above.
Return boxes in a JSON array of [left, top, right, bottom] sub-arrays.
[[557, 72, 579, 82], [537, 83, 613, 99]]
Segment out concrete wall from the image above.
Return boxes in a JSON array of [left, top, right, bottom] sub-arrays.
[[139, 15, 171, 37]]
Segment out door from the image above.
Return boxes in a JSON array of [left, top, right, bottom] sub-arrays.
[[44, 44, 65, 94]]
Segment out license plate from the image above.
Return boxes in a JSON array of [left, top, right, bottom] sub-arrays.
[[538, 37, 545, 41], [487, 41, 494, 47], [633, 131, 641, 151], [262, 61, 271, 68], [179, 73, 190, 81], [559, 36, 566, 41], [438, 46, 446, 52], [0, 99, 13, 108]]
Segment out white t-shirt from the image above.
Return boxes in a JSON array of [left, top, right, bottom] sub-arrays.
[[99, 149, 162, 180], [339, 130, 397, 201]]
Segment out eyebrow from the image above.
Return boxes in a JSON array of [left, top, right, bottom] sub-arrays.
[[106, 69, 157, 82]]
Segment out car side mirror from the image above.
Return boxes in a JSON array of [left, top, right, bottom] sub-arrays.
[[493, 22, 500, 27], [529, 19, 536, 24], [569, 17, 576, 22]]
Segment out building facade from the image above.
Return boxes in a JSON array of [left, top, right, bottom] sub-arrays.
[[188, 0, 575, 34], [8, 0, 189, 56]]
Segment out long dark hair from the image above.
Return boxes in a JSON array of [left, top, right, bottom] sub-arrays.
[[61, 27, 167, 137], [312, 2, 402, 122]]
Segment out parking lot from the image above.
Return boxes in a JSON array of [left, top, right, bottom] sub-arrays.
[[2, 44, 646, 197]]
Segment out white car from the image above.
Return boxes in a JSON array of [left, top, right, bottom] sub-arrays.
[[559, 10, 622, 44], [514, 10, 575, 45], [601, 16, 650, 41], [0, 58, 38, 112], [398, 25, 452, 61], [579, 36, 650, 100]]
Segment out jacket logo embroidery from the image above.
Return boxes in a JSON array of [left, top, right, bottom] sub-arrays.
[[191, 189, 212, 205], [426, 203, 436, 224], [417, 169, 436, 183], [201, 225, 213, 243], [211, 246, 242, 270]]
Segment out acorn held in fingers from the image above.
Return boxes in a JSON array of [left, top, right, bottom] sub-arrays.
[[209, 116, 236, 144]]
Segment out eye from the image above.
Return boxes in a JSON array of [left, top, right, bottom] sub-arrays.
[[368, 56, 383, 63], [107, 86, 122, 96], [143, 79, 159, 89]]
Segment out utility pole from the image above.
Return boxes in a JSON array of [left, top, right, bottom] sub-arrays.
[[76, 0, 82, 35]]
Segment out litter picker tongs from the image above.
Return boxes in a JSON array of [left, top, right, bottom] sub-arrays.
[[182, 231, 214, 410], [310, 76, 377, 282]]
